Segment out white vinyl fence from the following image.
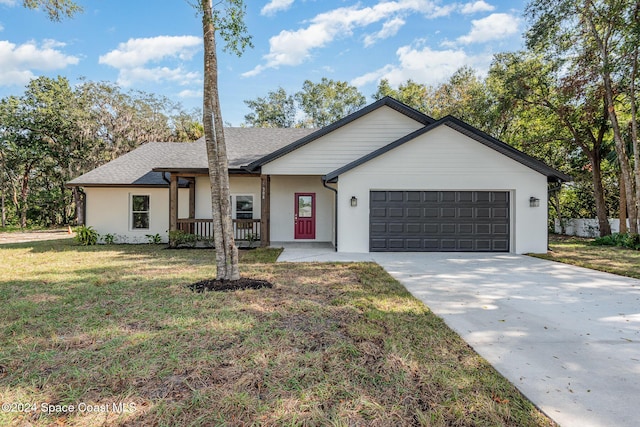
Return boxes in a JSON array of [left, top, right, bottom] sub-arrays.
[[554, 218, 640, 237]]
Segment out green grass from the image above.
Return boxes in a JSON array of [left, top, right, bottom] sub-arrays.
[[0, 238, 554, 426], [532, 234, 640, 279]]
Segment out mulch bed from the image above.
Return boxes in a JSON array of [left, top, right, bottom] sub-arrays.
[[187, 277, 274, 293]]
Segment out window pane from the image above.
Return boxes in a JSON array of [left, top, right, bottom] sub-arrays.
[[235, 195, 253, 219], [298, 195, 312, 218], [236, 195, 253, 212], [132, 195, 149, 212], [132, 213, 149, 229]]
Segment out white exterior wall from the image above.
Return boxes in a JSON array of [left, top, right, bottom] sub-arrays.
[[263, 106, 424, 175], [194, 175, 261, 219], [269, 175, 335, 243], [85, 187, 188, 243], [337, 126, 549, 254], [85, 176, 261, 243]]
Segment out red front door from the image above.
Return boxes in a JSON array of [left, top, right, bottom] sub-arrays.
[[294, 193, 315, 239]]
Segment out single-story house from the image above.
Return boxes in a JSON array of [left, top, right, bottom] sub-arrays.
[[68, 96, 570, 253]]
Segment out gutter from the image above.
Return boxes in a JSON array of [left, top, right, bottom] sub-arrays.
[[162, 172, 170, 185], [322, 178, 338, 252]]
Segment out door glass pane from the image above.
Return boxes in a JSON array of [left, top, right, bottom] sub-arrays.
[[298, 195, 312, 218]]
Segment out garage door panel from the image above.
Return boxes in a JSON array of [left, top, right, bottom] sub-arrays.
[[458, 224, 473, 234], [370, 191, 510, 252], [493, 207, 508, 218], [389, 192, 404, 202], [424, 224, 439, 234], [441, 223, 456, 234], [493, 224, 509, 235], [424, 208, 439, 217], [441, 208, 456, 217], [370, 222, 387, 233], [407, 223, 421, 233], [388, 223, 404, 233], [407, 207, 421, 217], [493, 192, 508, 202]]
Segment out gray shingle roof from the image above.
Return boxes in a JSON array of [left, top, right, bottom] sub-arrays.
[[67, 127, 316, 186]]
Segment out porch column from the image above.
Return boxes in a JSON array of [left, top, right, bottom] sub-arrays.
[[260, 174, 271, 247], [169, 174, 178, 246], [187, 178, 196, 219]]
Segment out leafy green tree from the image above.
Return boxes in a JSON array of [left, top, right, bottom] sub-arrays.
[[0, 76, 89, 227], [489, 51, 614, 235], [244, 87, 297, 128], [21, 0, 82, 21], [373, 79, 432, 113], [296, 78, 366, 127], [431, 67, 493, 130], [171, 109, 204, 141], [525, 0, 639, 232]]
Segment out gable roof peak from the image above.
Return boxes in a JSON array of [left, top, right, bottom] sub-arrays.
[[246, 96, 434, 171]]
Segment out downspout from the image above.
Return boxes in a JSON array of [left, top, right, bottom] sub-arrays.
[[78, 187, 87, 226], [322, 178, 338, 252]]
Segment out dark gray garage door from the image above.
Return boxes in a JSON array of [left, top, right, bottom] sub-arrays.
[[370, 191, 510, 252]]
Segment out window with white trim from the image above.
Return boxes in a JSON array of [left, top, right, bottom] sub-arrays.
[[231, 194, 254, 219], [131, 195, 150, 229]]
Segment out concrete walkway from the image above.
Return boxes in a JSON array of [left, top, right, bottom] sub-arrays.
[[277, 246, 640, 427]]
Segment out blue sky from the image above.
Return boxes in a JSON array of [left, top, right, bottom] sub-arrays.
[[0, 0, 528, 126]]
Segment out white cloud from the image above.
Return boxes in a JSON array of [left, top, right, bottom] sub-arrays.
[[364, 17, 405, 47], [351, 44, 485, 88], [244, 0, 452, 77], [99, 35, 201, 68], [99, 35, 202, 87], [0, 24, 4, 32], [460, 1, 495, 14], [178, 89, 201, 99], [0, 0, 17, 5], [0, 39, 79, 86], [261, 0, 294, 16], [116, 67, 200, 87], [456, 13, 520, 44]]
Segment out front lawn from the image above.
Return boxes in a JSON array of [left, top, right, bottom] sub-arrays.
[[0, 239, 554, 426], [532, 234, 640, 279]]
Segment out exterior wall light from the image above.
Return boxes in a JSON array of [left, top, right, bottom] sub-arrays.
[[529, 197, 540, 207], [350, 196, 358, 207]]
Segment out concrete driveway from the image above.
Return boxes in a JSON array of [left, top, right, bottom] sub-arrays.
[[278, 247, 640, 427]]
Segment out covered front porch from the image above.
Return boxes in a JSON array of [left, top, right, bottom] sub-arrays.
[[161, 169, 271, 248]]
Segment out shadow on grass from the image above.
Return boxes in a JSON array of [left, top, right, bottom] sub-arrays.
[[0, 243, 555, 426]]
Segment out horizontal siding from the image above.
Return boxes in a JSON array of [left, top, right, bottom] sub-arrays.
[[351, 126, 536, 178], [263, 106, 424, 175], [337, 125, 549, 254]]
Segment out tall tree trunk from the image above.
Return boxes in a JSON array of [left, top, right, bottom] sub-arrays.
[[630, 45, 640, 235], [584, 1, 638, 233], [20, 173, 29, 228], [202, 0, 240, 281], [1, 184, 5, 228], [590, 154, 612, 236], [72, 187, 85, 226], [620, 170, 628, 234], [604, 90, 638, 233]]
